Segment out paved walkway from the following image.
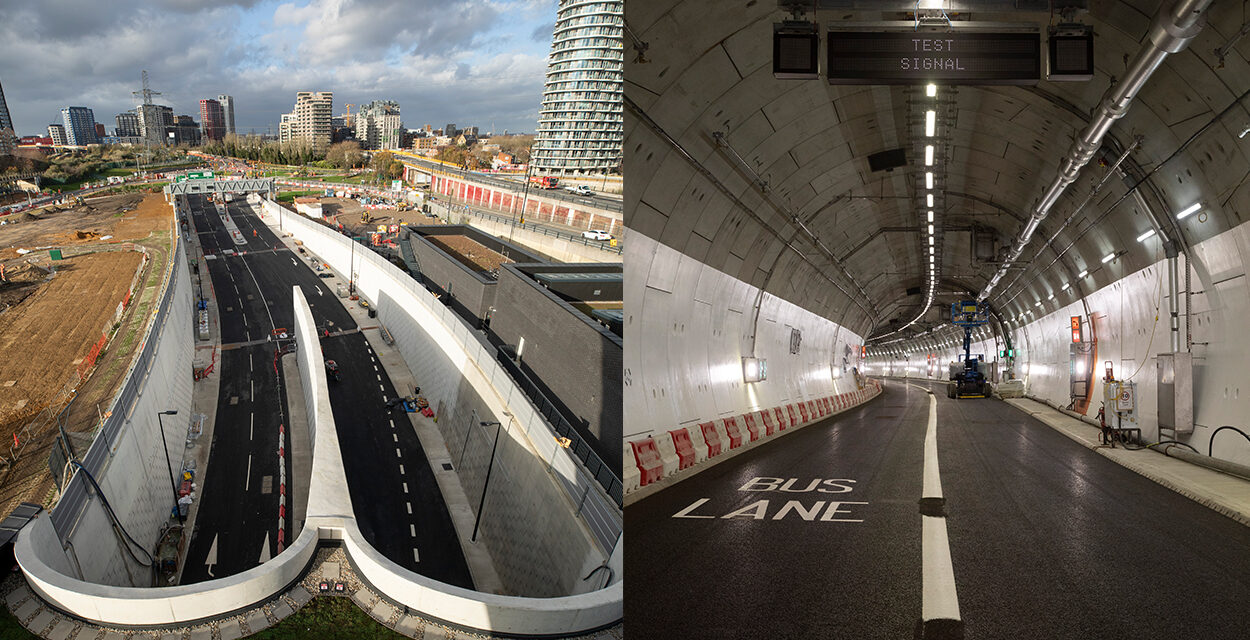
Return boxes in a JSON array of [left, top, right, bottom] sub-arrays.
[[1005, 397, 1250, 527]]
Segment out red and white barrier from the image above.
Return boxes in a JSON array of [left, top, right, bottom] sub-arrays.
[[624, 379, 885, 498]]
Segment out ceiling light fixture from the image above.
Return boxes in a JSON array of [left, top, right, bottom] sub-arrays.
[[928, 236, 934, 245], [925, 145, 934, 166], [925, 172, 934, 189], [927, 210, 934, 222], [926, 194, 934, 208], [1137, 229, 1156, 242], [1078, 269, 1089, 278], [1101, 252, 1116, 263], [928, 224, 934, 234], [1061, 282, 1069, 291], [1177, 202, 1201, 219], [925, 110, 936, 137], [926, 83, 937, 97]]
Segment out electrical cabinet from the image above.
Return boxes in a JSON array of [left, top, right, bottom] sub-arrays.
[[1157, 352, 1194, 435]]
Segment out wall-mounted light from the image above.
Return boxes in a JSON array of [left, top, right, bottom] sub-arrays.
[[928, 236, 934, 245], [1176, 202, 1201, 219], [1035, 300, 1042, 307], [925, 145, 934, 166], [927, 210, 934, 222], [925, 172, 934, 189], [926, 83, 937, 97], [743, 357, 767, 383], [1078, 269, 1089, 278], [1061, 282, 1069, 291], [1101, 252, 1116, 263], [929, 246, 934, 254], [1136, 229, 1156, 242], [928, 224, 934, 235], [925, 111, 936, 136], [926, 194, 934, 208]]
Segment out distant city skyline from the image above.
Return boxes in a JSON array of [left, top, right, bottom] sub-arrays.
[[0, 0, 557, 138]]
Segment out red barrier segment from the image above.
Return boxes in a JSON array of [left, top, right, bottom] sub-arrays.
[[722, 417, 743, 449], [760, 410, 778, 436], [741, 413, 760, 442], [777, 407, 791, 430], [797, 402, 810, 425], [669, 429, 697, 469], [698, 421, 723, 457], [631, 438, 664, 486]]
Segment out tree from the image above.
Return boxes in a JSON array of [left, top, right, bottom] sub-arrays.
[[370, 152, 404, 183], [326, 141, 364, 169]]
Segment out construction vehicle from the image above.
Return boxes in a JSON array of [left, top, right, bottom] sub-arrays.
[[947, 300, 991, 399]]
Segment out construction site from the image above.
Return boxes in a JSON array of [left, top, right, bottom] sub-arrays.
[[0, 191, 172, 518]]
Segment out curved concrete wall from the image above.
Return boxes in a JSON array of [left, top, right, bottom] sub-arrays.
[[623, 234, 872, 495], [866, 218, 1250, 469], [16, 518, 318, 626], [260, 201, 622, 630], [624, 235, 866, 437], [16, 285, 620, 635]]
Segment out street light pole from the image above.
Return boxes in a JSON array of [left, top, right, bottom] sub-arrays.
[[471, 414, 511, 542], [156, 410, 183, 522]]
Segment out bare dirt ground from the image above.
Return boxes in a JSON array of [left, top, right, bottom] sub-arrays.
[[0, 192, 168, 261], [0, 193, 172, 515], [428, 235, 514, 273], [320, 197, 440, 236], [0, 252, 144, 433]]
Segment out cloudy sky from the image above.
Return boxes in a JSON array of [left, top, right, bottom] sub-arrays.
[[1, 0, 557, 137]]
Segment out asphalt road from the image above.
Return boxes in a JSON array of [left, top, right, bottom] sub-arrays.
[[182, 194, 293, 583], [323, 332, 474, 588], [184, 194, 470, 587], [626, 380, 1250, 639]]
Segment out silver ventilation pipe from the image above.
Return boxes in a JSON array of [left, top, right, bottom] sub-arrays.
[[979, 0, 1214, 301]]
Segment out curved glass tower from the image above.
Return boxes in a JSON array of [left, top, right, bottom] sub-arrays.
[[531, 0, 623, 175]]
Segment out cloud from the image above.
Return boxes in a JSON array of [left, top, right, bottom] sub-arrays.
[[0, 0, 558, 136]]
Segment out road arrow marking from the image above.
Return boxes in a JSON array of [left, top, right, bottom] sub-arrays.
[[260, 532, 271, 563], [206, 534, 219, 577]]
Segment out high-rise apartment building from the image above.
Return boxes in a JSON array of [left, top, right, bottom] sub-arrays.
[[137, 104, 174, 146], [217, 95, 235, 135], [444, 123, 457, 137], [115, 112, 141, 137], [48, 124, 67, 146], [0, 78, 14, 155], [170, 115, 201, 146], [355, 100, 403, 150], [531, 0, 623, 175], [61, 106, 99, 146], [199, 99, 225, 141], [284, 91, 333, 152]]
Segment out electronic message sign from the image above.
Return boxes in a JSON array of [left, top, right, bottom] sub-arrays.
[[828, 31, 1040, 85]]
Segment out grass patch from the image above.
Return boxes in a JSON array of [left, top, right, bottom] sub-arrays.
[[0, 605, 37, 640], [247, 597, 406, 640], [275, 190, 323, 203]]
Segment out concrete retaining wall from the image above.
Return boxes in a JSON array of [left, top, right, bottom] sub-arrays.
[[259, 199, 622, 626], [624, 234, 866, 443]]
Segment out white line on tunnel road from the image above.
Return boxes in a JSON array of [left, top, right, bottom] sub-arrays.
[[920, 389, 961, 629], [389, 419, 394, 429], [245, 454, 252, 491], [392, 433, 398, 442], [399, 464, 405, 475], [376, 374, 381, 381], [410, 524, 415, 537], [250, 413, 254, 440], [402, 482, 408, 493], [396, 448, 402, 458], [413, 549, 420, 563], [406, 502, 412, 514]]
